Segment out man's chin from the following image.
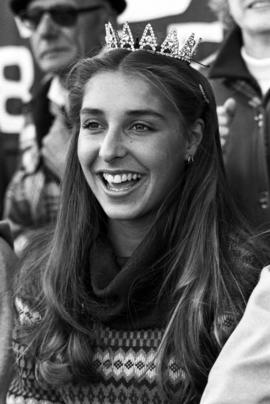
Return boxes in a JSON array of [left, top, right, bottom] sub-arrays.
[[38, 57, 75, 76]]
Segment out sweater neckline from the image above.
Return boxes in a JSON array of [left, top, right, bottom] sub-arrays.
[[86, 227, 171, 330]]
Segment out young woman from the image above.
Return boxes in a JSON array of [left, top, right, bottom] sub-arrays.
[[7, 24, 269, 404]]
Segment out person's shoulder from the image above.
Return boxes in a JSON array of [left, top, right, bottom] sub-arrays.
[[228, 231, 266, 292], [4, 167, 45, 211], [229, 234, 260, 271]]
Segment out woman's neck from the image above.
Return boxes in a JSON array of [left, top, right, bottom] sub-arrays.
[[108, 218, 152, 258]]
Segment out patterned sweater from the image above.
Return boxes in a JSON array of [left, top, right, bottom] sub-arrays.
[[7, 235, 246, 403], [7, 297, 190, 404]]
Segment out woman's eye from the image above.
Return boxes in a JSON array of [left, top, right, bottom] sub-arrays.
[[81, 121, 102, 130], [131, 123, 151, 132]]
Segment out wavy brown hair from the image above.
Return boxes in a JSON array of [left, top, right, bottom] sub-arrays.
[[16, 48, 267, 402]]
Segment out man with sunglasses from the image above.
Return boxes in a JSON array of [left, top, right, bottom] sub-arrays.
[[4, 0, 126, 252]]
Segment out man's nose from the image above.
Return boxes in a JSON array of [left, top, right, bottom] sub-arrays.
[[36, 12, 59, 36], [98, 129, 127, 162]]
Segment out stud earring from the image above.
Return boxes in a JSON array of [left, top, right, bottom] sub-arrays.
[[186, 154, 194, 164]]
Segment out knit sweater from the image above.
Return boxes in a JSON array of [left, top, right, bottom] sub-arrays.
[[7, 293, 239, 404], [7, 296, 188, 404], [6, 235, 256, 403]]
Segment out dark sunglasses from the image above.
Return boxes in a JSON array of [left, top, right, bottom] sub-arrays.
[[19, 5, 104, 31]]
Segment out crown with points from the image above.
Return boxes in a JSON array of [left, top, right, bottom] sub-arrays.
[[105, 22, 201, 64]]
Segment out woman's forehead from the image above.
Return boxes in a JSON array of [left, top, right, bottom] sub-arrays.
[[82, 70, 180, 117]]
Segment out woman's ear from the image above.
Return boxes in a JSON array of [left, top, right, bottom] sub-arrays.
[[185, 118, 204, 161]]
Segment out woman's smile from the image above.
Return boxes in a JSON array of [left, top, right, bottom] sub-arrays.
[[98, 171, 144, 194]]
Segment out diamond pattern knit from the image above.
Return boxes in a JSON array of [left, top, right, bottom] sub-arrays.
[[7, 298, 187, 404]]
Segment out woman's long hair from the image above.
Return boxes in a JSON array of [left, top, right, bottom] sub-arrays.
[[16, 49, 267, 401]]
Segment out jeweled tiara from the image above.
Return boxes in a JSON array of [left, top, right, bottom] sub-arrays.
[[105, 22, 201, 64]]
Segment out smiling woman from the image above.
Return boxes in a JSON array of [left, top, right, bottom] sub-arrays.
[[78, 71, 189, 226], [6, 23, 270, 404]]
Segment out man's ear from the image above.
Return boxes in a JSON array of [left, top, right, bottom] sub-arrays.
[[185, 118, 204, 160]]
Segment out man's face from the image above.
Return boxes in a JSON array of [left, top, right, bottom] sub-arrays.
[[26, 0, 113, 75]]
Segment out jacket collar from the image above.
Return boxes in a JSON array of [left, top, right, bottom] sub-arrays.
[[209, 27, 253, 81]]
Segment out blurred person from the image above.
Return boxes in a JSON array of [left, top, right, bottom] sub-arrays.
[[200, 265, 270, 404], [0, 137, 8, 218], [4, 0, 126, 252], [202, 0, 270, 230], [0, 221, 17, 403], [6, 23, 269, 403]]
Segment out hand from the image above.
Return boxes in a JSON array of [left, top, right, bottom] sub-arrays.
[[217, 98, 237, 149], [41, 113, 71, 180]]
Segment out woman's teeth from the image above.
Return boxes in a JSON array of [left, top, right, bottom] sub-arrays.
[[103, 173, 142, 184]]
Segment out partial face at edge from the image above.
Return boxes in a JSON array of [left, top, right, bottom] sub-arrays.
[[77, 70, 195, 225], [227, 0, 270, 36]]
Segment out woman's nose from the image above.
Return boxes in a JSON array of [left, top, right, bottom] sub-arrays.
[[98, 129, 127, 162]]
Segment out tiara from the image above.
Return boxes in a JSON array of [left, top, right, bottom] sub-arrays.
[[105, 22, 201, 64]]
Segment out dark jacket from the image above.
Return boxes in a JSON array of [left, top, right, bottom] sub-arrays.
[[202, 27, 270, 230], [0, 139, 8, 218], [31, 77, 54, 148]]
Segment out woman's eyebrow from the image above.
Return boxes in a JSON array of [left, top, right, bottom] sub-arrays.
[[80, 108, 104, 116], [80, 108, 166, 120], [126, 109, 166, 120]]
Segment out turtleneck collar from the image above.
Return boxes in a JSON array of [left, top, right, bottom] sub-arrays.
[[86, 220, 173, 330], [241, 47, 270, 95]]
